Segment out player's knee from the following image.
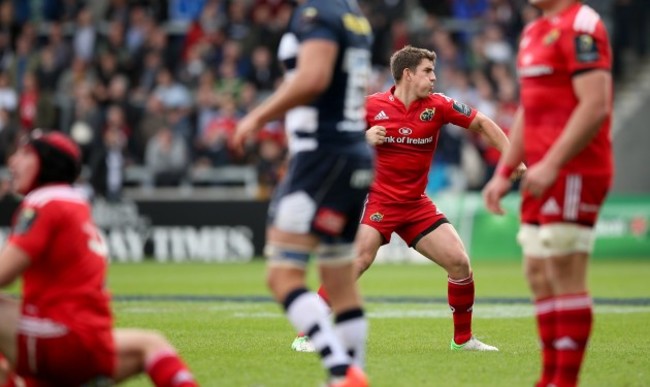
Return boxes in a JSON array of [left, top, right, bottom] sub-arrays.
[[264, 244, 311, 269], [316, 243, 355, 267], [517, 224, 547, 258], [539, 223, 595, 256], [354, 247, 375, 275], [445, 251, 471, 278]]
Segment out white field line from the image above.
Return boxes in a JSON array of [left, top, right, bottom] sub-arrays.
[[120, 303, 650, 319]]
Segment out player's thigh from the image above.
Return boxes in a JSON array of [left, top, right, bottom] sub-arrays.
[[414, 223, 469, 268], [112, 328, 168, 382], [0, 296, 19, 365]]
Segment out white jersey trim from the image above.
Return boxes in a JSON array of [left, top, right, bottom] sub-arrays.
[[18, 315, 69, 338], [24, 185, 88, 207], [573, 5, 600, 34]]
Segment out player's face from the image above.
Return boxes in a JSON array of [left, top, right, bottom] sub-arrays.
[[8, 145, 39, 195], [409, 59, 436, 98]]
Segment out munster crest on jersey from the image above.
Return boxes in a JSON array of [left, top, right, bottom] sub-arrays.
[[543, 29, 560, 45], [420, 108, 435, 121], [369, 212, 383, 222]]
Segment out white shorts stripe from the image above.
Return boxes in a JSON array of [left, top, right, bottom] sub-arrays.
[[564, 175, 581, 221]]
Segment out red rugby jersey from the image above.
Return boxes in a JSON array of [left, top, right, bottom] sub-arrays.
[[365, 87, 477, 201], [517, 3, 613, 175], [9, 185, 113, 340]]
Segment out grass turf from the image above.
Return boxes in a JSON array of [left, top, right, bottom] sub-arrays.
[[107, 260, 650, 386]]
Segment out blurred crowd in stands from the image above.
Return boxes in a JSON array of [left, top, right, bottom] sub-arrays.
[[0, 0, 647, 201]]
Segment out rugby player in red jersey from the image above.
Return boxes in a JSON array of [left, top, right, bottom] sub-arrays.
[[483, 0, 613, 385], [0, 131, 197, 386], [292, 45, 525, 353]]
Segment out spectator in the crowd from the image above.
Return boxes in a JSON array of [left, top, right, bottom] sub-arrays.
[[145, 125, 189, 187], [153, 67, 192, 111], [137, 95, 168, 159], [0, 71, 17, 113], [90, 126, 128, 201], [195, 95, 239, 167], [73, 7, 97, 63], [46, 22, 73, 73], [7, 34, 39, 92], [246, 46, 279, 92], [18, 71, 55, 131]]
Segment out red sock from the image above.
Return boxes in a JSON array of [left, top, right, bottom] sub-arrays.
[[146, 350, 198, 387], [534, 297, 557, 387], [317, 285, 331, 306], [448, 274, 474, 345], [552, 293, 593, 387]]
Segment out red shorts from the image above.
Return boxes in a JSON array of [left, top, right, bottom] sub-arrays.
[[521, 173, 611, 226], [361, 194, 448, 246], [15, 316, 115, 385]]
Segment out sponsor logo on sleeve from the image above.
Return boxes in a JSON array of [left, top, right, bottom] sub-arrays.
[[419, 108, 436, 121], [452, 101, 472, 117], [575, 34, 599, 63], [14, 208, 37, 234]]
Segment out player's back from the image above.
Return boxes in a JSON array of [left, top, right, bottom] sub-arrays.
[[278, 0, 372, 155], [10, 185, 112, 334]]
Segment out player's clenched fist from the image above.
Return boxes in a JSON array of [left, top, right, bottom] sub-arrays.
[[366, 125, 387, 145]]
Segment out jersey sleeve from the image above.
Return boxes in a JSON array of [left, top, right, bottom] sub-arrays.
[[437, 94, 478, 128], [8, 204, 57, 263], [560, 13, 611, 74], [291, 4, 338, 43]]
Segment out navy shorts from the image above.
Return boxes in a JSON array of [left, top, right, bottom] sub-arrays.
[[268, 146, 373, 244]]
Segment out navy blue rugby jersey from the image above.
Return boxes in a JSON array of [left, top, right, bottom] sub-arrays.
[[277, 0, 373, 154]]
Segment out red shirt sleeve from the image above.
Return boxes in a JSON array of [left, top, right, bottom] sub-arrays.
[[9, 204, 57, 263], [559, 20, 611, 74], [437, 94, 478, 128]]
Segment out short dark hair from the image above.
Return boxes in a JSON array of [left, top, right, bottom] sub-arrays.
[[29, 131, 82, 186], [390, 46, 437, 83]]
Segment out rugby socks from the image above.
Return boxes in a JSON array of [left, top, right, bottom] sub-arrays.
[[448, 274, 475, 345], [284, 288, 350, 377], [534, 296, 557, 387], [552, 293, 593, 387], [317, 285, 332, 306], [334, 308, 368, 368], [146, 350, 197, 387], [295, 286, 331, 339]]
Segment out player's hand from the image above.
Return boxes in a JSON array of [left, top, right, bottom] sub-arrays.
[[521, 159, 559, 198], [366, 125, 387, 146], [511, 162, 527, 180], [482, 175, 512, 215], [233, 113, 263, 154]]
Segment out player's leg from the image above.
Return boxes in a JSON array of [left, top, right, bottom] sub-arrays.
[[112, 328, 197, 386], [541, 225, 595, 387], [411, 222, 497, 351], [293, 224, 383, 353], [313, 224, 384, 305], [518, 223, 557, 387], [0, 296, 20, 385]]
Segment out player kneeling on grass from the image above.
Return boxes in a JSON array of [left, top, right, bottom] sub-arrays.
[[0, 130, 198, 386]]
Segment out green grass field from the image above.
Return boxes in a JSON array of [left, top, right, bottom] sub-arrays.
[[107, 260, 650, 387]]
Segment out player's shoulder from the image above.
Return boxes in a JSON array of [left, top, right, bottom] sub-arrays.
[[24, 185, 89, 209], [429, 92, 454, 105], [562, 3, 603, 35], [295, 0, 342, 24]]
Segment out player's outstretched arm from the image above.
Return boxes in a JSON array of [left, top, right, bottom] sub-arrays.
[[233, 39, 339, 151], [0, 244, 30, 288]]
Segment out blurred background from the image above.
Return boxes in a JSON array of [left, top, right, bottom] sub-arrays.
[[0, 0, 647, 262]]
